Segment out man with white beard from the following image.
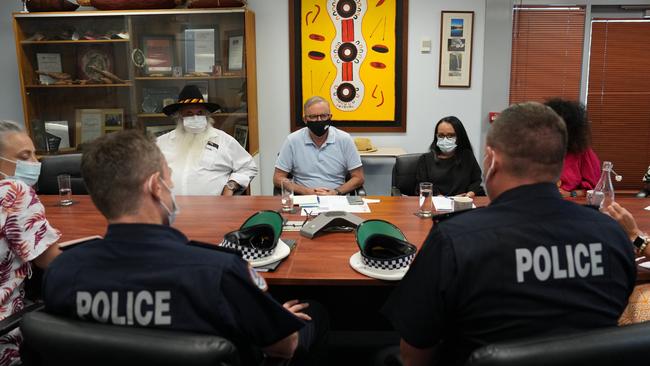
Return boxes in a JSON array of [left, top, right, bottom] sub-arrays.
[[157, 85, 257, 196]]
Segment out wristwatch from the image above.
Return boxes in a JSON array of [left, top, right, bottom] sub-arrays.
[[633, 234, 649, 253], [225, 180, 240, 191]]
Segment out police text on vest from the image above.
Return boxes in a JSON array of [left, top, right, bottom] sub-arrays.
[[515, 243, 604, 283], [76, 291, 172, 326]]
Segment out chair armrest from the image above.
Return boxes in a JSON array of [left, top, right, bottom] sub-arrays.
[[391, 187, 402, 196], [0, 301, 44, 336], [355, 186, 367, 196]]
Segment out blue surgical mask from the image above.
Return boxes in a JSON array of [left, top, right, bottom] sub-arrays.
[[150, 176, 180, 225], [183, 115, 208, 134], [482, 152, 495, 199], [0, 156, 41, 186], [436, 137, 457, 153]]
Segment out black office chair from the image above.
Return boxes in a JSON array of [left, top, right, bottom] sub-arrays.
[[20, 311, 240, 366], [465, 322, 650, 366], [37, 154, 87, 194], [391, 153, 422, 196], [273, 172, 366, 196]]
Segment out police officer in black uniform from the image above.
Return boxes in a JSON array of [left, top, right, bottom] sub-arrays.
[[382, 102, 636, 366], [43, 131, 327, 365]]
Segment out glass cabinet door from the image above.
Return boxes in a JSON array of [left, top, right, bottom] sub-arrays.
[[13, 9, 257, 155]]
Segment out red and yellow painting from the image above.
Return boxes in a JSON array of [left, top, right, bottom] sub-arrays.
[[291, 0, 408, 132]]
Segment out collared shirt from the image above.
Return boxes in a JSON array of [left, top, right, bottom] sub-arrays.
[[43, 224, 304, 353], [382, 183, 636, 365], [157, 127, 258, 195], [275, 127, 362, 189], [0, 179, 60, 365]]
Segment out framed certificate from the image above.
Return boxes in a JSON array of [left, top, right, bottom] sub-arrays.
[[143, 36, 174, 75], [184, 28, 218, 74], [226, 31, 244, 72]]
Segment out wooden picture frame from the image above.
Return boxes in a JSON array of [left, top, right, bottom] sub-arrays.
[[438, 11, 474, 88], [289, 0, 409, 133], [143, 36, 174, 75]]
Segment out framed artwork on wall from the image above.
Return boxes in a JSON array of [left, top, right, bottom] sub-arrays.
[[289, 0, 409, 133], [438, 11, 474, 88], [142, 36, 174, 75]]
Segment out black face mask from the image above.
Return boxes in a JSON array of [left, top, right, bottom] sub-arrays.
[[307, 120, 331, 137]]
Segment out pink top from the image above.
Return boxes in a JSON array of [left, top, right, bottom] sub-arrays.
[[560, 148, 601, 192]]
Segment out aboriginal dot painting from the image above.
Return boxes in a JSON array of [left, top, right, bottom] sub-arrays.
[[291, 0, 407, 131]]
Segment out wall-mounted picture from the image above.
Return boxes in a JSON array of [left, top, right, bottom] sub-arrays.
[[145, 124, 175, 138], [143, 36, 174, 75], [103, 109, 124, 130], [289, 0, 409, 133], [439, 11, 474, 87]]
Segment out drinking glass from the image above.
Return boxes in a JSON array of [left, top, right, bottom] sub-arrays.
[[280, 178, 294, 213], [57, 174, 73, 206], [417, 182, 433, 218]]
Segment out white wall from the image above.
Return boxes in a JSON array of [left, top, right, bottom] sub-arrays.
[[0, 2, 23, 124], [248, 0, 487, 194]]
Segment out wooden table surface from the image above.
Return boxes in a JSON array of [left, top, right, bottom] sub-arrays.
[[39, 195, 650, 285]]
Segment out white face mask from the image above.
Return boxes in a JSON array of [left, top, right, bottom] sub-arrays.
[[149, 176, 180, 226], [182, 115, 208, 134], [0, 156, 41, 186], [482, 150, 496, 199], [436, 137, 457, 153]]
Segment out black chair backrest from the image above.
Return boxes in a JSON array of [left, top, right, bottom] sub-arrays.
[[37, 154, 87, 194], [392, 153, 422, 196], [20, 311, 240, 366], [465, 322, 650, 366]]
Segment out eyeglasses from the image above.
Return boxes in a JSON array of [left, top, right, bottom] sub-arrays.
[[436, 134, 456, 139], [304, 113, 332, 121]]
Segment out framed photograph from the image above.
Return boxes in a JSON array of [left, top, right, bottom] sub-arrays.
[[226, 31, 244, 72], [438, 11, 474, 88], [36, 53, 62, 84], [103, 109, 124, 131], [233, 124, 248, 148], [143, 36, 174, 75], [289, 0, 409, 133]]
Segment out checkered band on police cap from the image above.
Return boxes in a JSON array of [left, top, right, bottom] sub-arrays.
[[361, 252, 415, 270], [219, 238, 275, 261]]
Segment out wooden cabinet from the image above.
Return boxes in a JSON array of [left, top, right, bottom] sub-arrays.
[[12, 8, 258, 156]]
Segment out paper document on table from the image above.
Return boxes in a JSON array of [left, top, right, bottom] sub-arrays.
[[293, 195, 319, 206], [645, 205, 650, 211], [300, 195, 371, 215], [432, 196, 453, 211]]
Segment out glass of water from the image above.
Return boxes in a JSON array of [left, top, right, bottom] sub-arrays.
[[57, 174, 73, 206], [280, 178, 294, 213], [417, 182, 433, 218]]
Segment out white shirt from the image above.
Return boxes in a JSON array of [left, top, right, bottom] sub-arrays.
[[157, 127, 258, 195]]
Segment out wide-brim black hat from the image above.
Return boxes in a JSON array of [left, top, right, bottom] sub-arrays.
[[162, 84, 221, 116]]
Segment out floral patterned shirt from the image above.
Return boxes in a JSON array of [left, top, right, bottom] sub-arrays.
[[0, 179, 60, 365]]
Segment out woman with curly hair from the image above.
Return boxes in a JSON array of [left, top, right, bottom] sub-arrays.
[[545, 98, 601, 197]]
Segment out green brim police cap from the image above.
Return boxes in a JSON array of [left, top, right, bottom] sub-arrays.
[[356, 220, 417, 271], [241, 210, 283, 245]]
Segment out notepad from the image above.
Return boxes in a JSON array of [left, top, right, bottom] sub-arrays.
[[432, 196, 453, 211], [293, 195, 319, 206]]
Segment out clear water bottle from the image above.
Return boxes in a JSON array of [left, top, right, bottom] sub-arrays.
[[592, 161, 615, 209]]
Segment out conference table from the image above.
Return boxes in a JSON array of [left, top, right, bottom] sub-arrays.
[[39, 194, 650, 285]]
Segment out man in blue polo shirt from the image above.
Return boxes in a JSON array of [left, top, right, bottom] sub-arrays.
[[42, 130, 327, 365], [273, 96, 364, 195]]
